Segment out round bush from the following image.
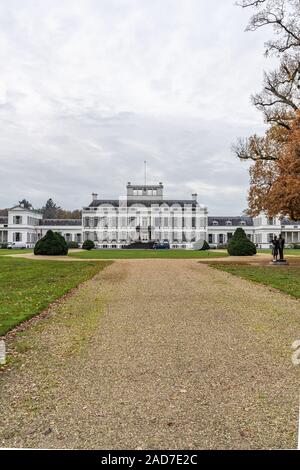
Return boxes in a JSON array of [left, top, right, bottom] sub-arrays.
[[67, 241, 79, 249], [82, 239, 95, 250], [34, 230, 68, 256], [227, 228, 257, 256]]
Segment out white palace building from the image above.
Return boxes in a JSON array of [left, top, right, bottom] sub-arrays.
[[1, 182, 300, 249]]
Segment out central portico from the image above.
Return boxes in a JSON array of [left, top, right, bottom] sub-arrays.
[[82, 182, 208, 249]]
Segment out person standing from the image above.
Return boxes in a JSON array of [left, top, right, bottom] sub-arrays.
[[278, 233, 285, 261], [272, 235, 279, 262]]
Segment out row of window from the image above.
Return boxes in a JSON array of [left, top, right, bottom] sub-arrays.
[[84, 216, 204, 228], [211, 220, 247, 226], [208, 233, 253, 244], [132, 189, 157, 196], [12, 216, 40, 225], [84, 231, 196, 242], [12, 232, 82, 243]]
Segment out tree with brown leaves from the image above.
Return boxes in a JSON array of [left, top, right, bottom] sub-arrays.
[[248, 111, 300, 220]]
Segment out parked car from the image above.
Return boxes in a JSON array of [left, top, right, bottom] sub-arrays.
[[7, 241, 27, 249], [153, 241, 170, 250]]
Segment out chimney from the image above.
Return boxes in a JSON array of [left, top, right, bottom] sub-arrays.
[[192, 193, 198, 201], [92, 192, 98, 201]]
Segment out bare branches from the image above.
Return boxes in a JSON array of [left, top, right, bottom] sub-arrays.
[[233, 135, 280, 161], [240, 0, 300, 55], [235, 1, 300, 219], [237, 1, 267, 7]]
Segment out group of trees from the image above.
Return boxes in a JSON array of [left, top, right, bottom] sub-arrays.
[[16, 198, 81, 219], [234, 0, 300, 220]]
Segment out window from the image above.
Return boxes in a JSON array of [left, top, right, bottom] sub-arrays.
[[28, 217, 39, 226], [65, 233, 72, 242], [208, 234, 213, 244], [152, 189, 157, 196], [13, 215, 22, 225], [240, 221, 246, 226], [13, 232, 22, 242], [218, 234, 224, 244], [212, 220, 219, 226], [225, 220, 232, 226]]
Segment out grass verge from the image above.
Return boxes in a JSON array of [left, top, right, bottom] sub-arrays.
[[0, 249, 33, 255], [212, 263, 300, 299], [68, 249, 228, 259], [0, 257, 111, 335]]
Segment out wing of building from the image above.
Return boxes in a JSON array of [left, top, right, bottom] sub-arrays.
[[1, 182, 300, 249]]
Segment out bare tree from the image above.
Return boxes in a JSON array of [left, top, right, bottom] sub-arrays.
[[233, 0, 300, 161]]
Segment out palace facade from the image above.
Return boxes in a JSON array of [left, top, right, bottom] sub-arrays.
[[1, 182, 300, 249]]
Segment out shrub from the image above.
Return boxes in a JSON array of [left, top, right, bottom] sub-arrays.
[[227, 228, 257, 256], [67, 241, 79, 249], [34, 230, 68, 256], [82, 239, 95, 250], [200, 240, 210, 251]]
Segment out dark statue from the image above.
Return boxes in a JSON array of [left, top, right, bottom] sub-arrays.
[[278, 233, 285, 261], [271, 233, 286, 264], [272, 235, 279, 261]]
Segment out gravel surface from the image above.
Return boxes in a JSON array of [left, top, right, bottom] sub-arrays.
[[0, 259, 299, 449]]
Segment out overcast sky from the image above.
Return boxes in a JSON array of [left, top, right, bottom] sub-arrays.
[[0, 0, 273, 214]]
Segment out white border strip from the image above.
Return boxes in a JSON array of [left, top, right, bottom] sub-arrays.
[[298, 396, 300, 450]]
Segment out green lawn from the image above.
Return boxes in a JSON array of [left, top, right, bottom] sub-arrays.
[[0, 249, 33, 255], [69, 249, 228, 259], [212, 264, 300, 299], [0, 257, 111, 336], [257, 248, 300, 256]]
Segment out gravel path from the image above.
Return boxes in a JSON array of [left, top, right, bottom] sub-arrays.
[[0, 260, 299, 449]]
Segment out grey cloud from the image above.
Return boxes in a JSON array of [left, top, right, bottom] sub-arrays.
[[0, 0, 271, 214]]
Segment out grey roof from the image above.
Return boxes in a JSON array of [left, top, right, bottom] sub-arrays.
[[10, 205, 42, 213], [208, 216, 253, 226], [89, 199, 197, 208], [88, 199, 119, 208], [40, 219, 82, 226], [281, 218, 300, 226], [0, 217, 8, 224]]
